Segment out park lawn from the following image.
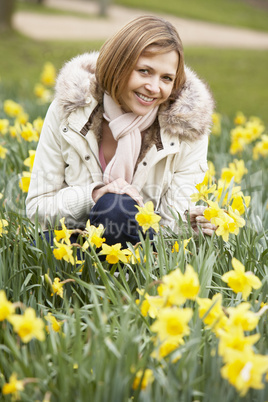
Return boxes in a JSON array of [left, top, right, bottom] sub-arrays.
[[115, 0, 268, 32], [184, 47, 268, 125], [16, 0, 268, 32], [0, 31, 267, 124]]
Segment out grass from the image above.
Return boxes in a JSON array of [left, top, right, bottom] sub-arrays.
[[0, 31, 267, 125], [115, 0, 268, 32], [184, 47, 268, 125], [0, 31, 103, 100]]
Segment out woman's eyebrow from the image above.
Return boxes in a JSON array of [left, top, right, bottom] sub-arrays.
[[137, 63, 176, 77]]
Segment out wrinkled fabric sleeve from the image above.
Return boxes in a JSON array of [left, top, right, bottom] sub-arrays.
[[158, 135, 208, 231], [26, 101, 102, 229]]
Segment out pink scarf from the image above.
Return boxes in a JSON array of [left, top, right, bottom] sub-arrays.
[[102, 93, 158, 184]]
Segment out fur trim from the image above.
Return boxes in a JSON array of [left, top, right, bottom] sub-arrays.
[[55, 52, 100, 121], [55, 52, 214, 141], [159, 66, 214, 140]]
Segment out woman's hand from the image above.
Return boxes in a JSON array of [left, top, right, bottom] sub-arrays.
[[186, 205, 217, 236], [92, 178, 144, 206]]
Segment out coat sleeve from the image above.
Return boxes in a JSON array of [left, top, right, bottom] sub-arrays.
[[157, 134, 208, 231], [26, 101, 102, 229]]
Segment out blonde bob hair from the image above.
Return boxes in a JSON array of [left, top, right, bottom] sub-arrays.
[[96, 15, 186, 103]]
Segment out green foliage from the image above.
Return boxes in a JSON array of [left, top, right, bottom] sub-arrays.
[[0, 84, 267, 400]]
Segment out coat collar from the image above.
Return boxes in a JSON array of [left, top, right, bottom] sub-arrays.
[[55, 52, 214, 143]]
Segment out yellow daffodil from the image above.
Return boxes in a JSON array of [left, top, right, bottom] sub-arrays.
[[45, 312, 64, 333], [218, 325, 260, 357], [213, 211, 238, 242], [221, 349, 268, 396], [234, 111, 246, 126], [99, 243, 130, 264], [190, 182, 217, 203], [19, 171, 32, 193], [152, 339, 181, 361], [203, 199, 223, 223], [2, 373, 24, 398], [222, 258, 262, 299], [136, 289, 165, 319], [231, 194, 250, 215], [41, 62, 56, 87], [151, 306, 193, 344], [227, 207, 245, 228], [230, 126, 248, 155], [0, 144, 8, 159], [171, 237, 191, 253], [244, 120, 265, 142], [4, 100, 23, 117], [260, 301, 267, 309], [53, 239, 75, 265], [0, 218, 8, 236], [227, 302, 259, 332], [214, 179, 241, 207], [135, 201, 161, 233], [15, 112, 29, 125], [82, 220, 106, 249], [230, 139, 244, 155], [249, 116, 263, 124], [51, 277, 64, 298], [33, 117, 44, 135], [158, 265, 199, 306], [132, 368, 154, 390], [46, 275, 74, 298], [253, 134, 268, 160], [23, 150, 36, 172], [9, 122, 21, 139], [8, 307, 45, 343], [211, 112, 222, 135], [138, 297, 163, 318], [0, 118, 9, 135], [126, 246, 144, 264], [54, 217, 73, 245], [34, 83, 52, 102], [0, 290, 15, 321], [197, 293, 228, 334], [220, 159, 248, 184], [20, 123, 39, 142]]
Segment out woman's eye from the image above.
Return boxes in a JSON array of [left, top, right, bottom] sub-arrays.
[[139, 69, 149, 74], [163, 76, 173, 82]]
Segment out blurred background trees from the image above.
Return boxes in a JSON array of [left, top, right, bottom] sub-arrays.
[[0, 0, 16, 31]]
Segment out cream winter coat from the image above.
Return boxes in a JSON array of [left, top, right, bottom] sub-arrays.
[[26, 52, 214, 231]]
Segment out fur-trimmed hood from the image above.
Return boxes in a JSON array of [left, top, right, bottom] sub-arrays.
[[55, 52, 214, 142]]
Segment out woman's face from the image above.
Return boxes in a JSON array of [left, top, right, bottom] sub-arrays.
[[118, 47, 179, 116]]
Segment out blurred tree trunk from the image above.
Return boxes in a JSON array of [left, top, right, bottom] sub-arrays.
[[0, 0, 16, 31], [99, 0, 109, 16]]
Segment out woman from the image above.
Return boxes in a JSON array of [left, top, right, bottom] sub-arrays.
[[26, 15, 216, 247]]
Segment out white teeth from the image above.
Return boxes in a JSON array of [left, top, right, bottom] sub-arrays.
[[137, 93, 154, 102]]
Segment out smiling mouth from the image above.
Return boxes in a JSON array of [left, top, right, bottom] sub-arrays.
[[136, 93, 155, 102]]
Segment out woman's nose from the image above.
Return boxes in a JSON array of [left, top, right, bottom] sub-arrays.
[[144, 77, 160, 94]]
